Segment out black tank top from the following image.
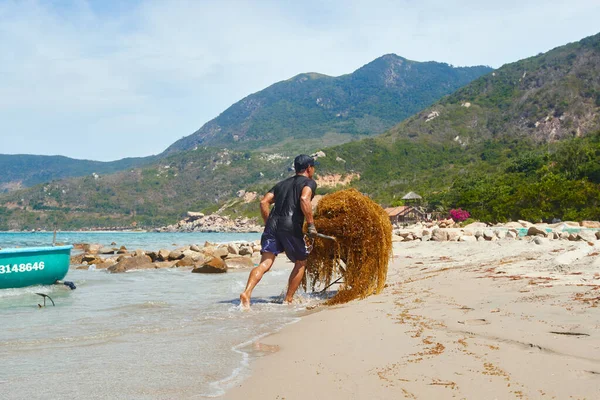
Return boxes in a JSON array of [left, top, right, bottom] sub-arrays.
[[265, 175, 317, 234]]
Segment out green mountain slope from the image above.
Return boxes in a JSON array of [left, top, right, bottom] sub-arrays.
[[2, 33, 599, 229], [0, 154, 157, 193], [382, 33, 600, 144], [164, 55, 492, 154]]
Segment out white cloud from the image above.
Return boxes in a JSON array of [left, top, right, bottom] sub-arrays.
[[0, 0, 598, 160]]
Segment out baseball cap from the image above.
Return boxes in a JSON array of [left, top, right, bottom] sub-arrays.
[[294, 154, 319, 172]]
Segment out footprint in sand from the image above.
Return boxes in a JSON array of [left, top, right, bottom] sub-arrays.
[[458, 318, 490, 325]]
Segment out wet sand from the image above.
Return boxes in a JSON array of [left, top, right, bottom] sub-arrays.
[[225, 239, 600, 399]]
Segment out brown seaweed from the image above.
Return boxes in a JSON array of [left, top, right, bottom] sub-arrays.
[[305, 189, 392, 304]]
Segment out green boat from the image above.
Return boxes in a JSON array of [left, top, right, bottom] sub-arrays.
[[0, 245, 72, 289]]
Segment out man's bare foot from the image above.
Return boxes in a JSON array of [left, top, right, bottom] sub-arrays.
[[240, 292, 250, 310], [283, 298, 293, 305]]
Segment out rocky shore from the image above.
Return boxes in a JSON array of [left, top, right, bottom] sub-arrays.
[[393, 219, 600, 243], [154, 212, 262, 233], [70, 240, 262, 274]]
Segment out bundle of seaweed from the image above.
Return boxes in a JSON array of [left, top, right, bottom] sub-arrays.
[[305, 188, 392, 305]]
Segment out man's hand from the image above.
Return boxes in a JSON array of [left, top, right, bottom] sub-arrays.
[[307, 223, 318, 238]]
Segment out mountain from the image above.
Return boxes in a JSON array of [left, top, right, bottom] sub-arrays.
[[381, 32, 600, 144], [0, 154, 157, 193], [3, 33, 599, 229], [1, 55, 491, 193], [164, 55, 492, 154]]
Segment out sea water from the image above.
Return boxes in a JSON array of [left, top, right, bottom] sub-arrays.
[[0, 232, 319, 399]]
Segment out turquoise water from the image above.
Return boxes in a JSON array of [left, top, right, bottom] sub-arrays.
[[0, 232, 321, 399], [0, 231, 261, 250]]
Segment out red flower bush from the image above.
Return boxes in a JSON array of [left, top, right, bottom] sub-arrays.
[[449, 208, 470, 222]]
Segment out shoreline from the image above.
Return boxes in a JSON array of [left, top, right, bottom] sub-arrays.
[[223, 239, 600, 399]]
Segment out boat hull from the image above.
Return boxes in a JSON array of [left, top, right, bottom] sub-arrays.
[[0, 245, 72, 289]]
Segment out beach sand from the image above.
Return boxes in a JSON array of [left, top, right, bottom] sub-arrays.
[[225, 239, 600, 399]]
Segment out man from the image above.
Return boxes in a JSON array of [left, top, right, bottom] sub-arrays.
[[240, 154, 318, 309]]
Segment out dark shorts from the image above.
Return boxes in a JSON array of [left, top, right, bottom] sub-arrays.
[[261, 229, 309, 263]]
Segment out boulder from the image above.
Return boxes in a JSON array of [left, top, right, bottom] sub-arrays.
[[518, 220, 533, 228], [533, 237, 546, 245], [483, 230, 495, 240], [596, 231, 600, 240], [153, 261, 177, 269], [527, 226, 547, 236], [108, 255, 153, 273], [458, 235, 477, 242], [84, 243, 102, 254], [447, 231, 460, 241], [506, 231, 517, 239], [168, 247, 188, 260], [431, 229, 448, 241], [559, 232, 570, 240], [225, 256, 255, 269], [157, 249, 171, 261], [474, 230, 483, 239], [238, 245, 253, 256], [477, 236, 486, 242], [146, 250, 158, 261], [463, 222, 488, 229], [503, 222, 523, 229], [568, 233, 578, 241], [176, 256, 196, 267], [133, 249, 145, 257], [577, 230, 597, 242], [212, 247, 229, 259], [82, 254, 99, 263], [227, 243, 240, 255], [421, 235, 431, 242], [117, 246, 128, 254], [192, 257, 227, 273], [580, 221, 600, 228], [99, 246, 115, 255], [190, 244, 202, 252], [495, 230, 506, 239]]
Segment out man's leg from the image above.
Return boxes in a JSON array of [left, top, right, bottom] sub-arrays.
[[284, 259, 306, 304], [240, 252, 276, 309]]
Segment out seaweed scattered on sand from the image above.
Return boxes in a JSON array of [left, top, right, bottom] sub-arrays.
[[305, 189, 392, 305]]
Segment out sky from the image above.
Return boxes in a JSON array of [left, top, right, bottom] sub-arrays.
[[0, 0, 598, 161]]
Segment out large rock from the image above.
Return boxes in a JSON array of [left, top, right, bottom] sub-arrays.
[[227, 243, 240, 255], [108, 255, 153, 273], [238, 245, 253, 256], [518, 220, 533, 228], [527, 226, 547, 236], [183, 249, 204, 262], [212, 247, 229, 259], [84, 243, 102, 254], [421, 235, 431, 242], [447, 231, 460, 241], [533, 237, 547, 245], [458, 235, 477, 242], [117, 246, 128, 254], [506, 231, 517, 239], [153, 261, 177, 269], [168, 247, 189, 260], [225, 256, 255, 269], [190, 244, 202, 252], [157, 249, 171, 261], [581, 221, 600, 228], [176, 256, 197, 267], [577, 230, 597, 242], [463, 222, 488, 229], [503, 222, 523, 229], [483, 230, 495, 240], [431, 229, 448, 241], [99, 246, 115, 255], [192, 257, 227, 273]]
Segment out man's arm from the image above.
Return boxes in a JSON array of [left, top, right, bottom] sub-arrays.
[[260, 192, 275, 224], [300, 186, 314, 224]]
